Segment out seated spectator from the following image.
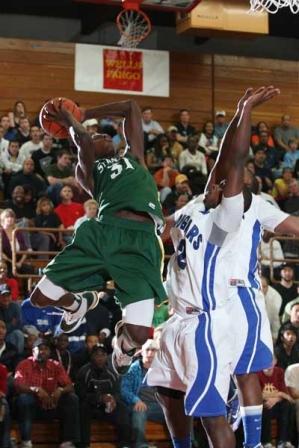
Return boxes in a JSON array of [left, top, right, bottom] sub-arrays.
[[5, 185, 36, 220], [179, 135, 207, 175], [285, 363, 299, 443], [154, 156, 179, 203], [273, 265, 299, 317], [283, 179, 299, 214], [0, 261, 19, 302], [261, 276, 282, 342], [251, 121, 275, 148], [18, 126, 42, 163], [14, 338, 80, 448], [260, 230, 284, 279], [46, 150, 76, 204], [112, 120, 127, 155], [166, 126, 183, 165], [0, 115, 17, 142], [0, 320, 19, 373], [253, 148, 273, 192], [51, 334, 72, 377], [22, 326, 39, 359], [83, 118, 99, 136], [76, 344, 130, 448], [21, 298, 62, 336], [0, 285, 23, 354], [282, 300, 299, 329], [198, 121, 219, 155], [15, 117, 31, 145], [74, 198, 98, 230], [121, 339, 165, 448], [142, 107, 164, 149], [72, 334, 100, 378], [1, 140, 22, 175], [31, 134, 55, 178], [175, 109, 196, 147], [0, 362, 10, 448], [163, 173, 193, 215], [214, 110, 228, 140], [253, 130, 281, 170], [7, 158, 46, 200], [0, 125, 9, 154], [274, 114, 299, 153], [33, 197, 64, 251], [258, 359, 294, 448], [8, 100, 27, 128], [0, 209, 32, 276], [283, 138, 299, 170], [146, 134, 171, 173], [275, 322, 299, 370], [54, 185, 84, 236]]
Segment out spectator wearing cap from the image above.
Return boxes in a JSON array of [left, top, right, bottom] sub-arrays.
[[261, 276, 282, 343], [179, 135, 207, 175], [163, 174, 193, 216], [14, 338, 80, 448], [0, 319, 19, 374], [275, 322, 299, 370], [83, 118, 99, 136], [0, 362, 10, 448], [153, 156, 179, 203], [0, 260, 19, 301], [142, 107, 164, 149], [253, 147, 273, 193], [121, 339, 165, 448], [174, 109, 196, 147], [166, 126, 183, 165], [284, 362, 299, 441], [282, 299, 299, 327], [214, 110, 228, 140], [76, 343, 130, 448], [273, 265, 299, 317], [0, 284, 23, 354]]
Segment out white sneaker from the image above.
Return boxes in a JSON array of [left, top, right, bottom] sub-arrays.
[[111, 321, 136, 375], [21, 441, 33, 448], [60, 291, 100, 333], [59, 442, 76, 448]]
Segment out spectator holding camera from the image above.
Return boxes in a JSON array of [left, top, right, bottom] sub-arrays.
[[76, 344, 130, 448], [14, 338, 80, 448]]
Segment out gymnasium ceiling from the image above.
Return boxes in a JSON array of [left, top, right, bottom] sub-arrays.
[[1, 0, 299, 39]]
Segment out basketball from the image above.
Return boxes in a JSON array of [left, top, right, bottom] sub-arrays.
[[39, 97, 81, 139]]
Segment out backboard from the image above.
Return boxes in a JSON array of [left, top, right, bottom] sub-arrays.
[[75, 0, 201, 13]]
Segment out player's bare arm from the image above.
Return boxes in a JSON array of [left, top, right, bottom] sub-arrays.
[[46, 100, 96, 196], [275, 216, 299, 235], [82, 100, 145, 166]]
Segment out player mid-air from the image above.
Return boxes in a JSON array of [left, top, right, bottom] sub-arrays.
[[147, 86, 280, 448], [30, 99, 166, 374]]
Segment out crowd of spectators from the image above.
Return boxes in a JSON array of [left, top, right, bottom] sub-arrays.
[[0, 100, 299, 447]]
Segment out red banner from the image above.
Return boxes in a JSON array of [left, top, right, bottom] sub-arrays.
[[103, 49, 143, 92]]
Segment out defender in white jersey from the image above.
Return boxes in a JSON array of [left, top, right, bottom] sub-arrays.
[[148, 87, 281, 448]]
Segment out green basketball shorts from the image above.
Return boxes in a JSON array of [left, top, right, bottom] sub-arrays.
[[44, 216, 166, 308]]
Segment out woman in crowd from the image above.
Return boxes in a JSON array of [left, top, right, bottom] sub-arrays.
[[8, 101, 27, 128], [198, 120, 218, 155], [145, 134, 171, 172], [251, 121, 275, 148]]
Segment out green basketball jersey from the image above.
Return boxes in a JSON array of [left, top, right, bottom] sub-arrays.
[[92, 154, 164, 230]]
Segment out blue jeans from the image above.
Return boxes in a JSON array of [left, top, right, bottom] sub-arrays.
[[132, 401, 165, 448], [15, 392, 80, 443]]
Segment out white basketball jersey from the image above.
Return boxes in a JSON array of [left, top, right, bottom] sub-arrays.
[[228, 194, 288, 289], [167, 201, 236, 312]]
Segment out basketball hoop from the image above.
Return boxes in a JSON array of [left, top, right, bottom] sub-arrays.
[[250, 0, 299, 13], [116, 0, 152, 48]]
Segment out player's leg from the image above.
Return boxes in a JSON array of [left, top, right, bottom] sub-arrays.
[[201, 416, 235, 448]]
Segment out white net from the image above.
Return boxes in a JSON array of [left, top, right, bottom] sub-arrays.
[[117, 9, 151, 48], [250, 0, 299, 13]]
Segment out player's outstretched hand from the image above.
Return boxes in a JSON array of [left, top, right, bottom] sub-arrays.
[[244, 85, 280, 109], [44, 98, 74, 128], [237, 87, 254, 111]]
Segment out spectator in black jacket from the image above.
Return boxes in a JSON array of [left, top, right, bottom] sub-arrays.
[[75, 344, 130, 448], [275, 322, 299, 370], [0, 320, 19, 373]]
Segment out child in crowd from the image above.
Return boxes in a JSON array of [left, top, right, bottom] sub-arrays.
[[74, 199, 98, 230]]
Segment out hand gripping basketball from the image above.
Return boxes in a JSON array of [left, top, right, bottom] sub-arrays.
[[39, 97, 82, 139]]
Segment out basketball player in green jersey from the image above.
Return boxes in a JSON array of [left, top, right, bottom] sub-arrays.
[[30, 99, 166, 374]]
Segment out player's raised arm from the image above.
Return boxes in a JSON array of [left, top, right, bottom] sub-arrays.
[[82, 100, 145, 166], [46, 100, 96, 196]]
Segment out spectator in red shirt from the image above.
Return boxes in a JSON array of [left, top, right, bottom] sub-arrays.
[[258, 359, 294, 448], [0, 260, 19, 301], [0, 362, 10, 448], [54, 185, 84, 230], [14, 338, 80, 448]]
